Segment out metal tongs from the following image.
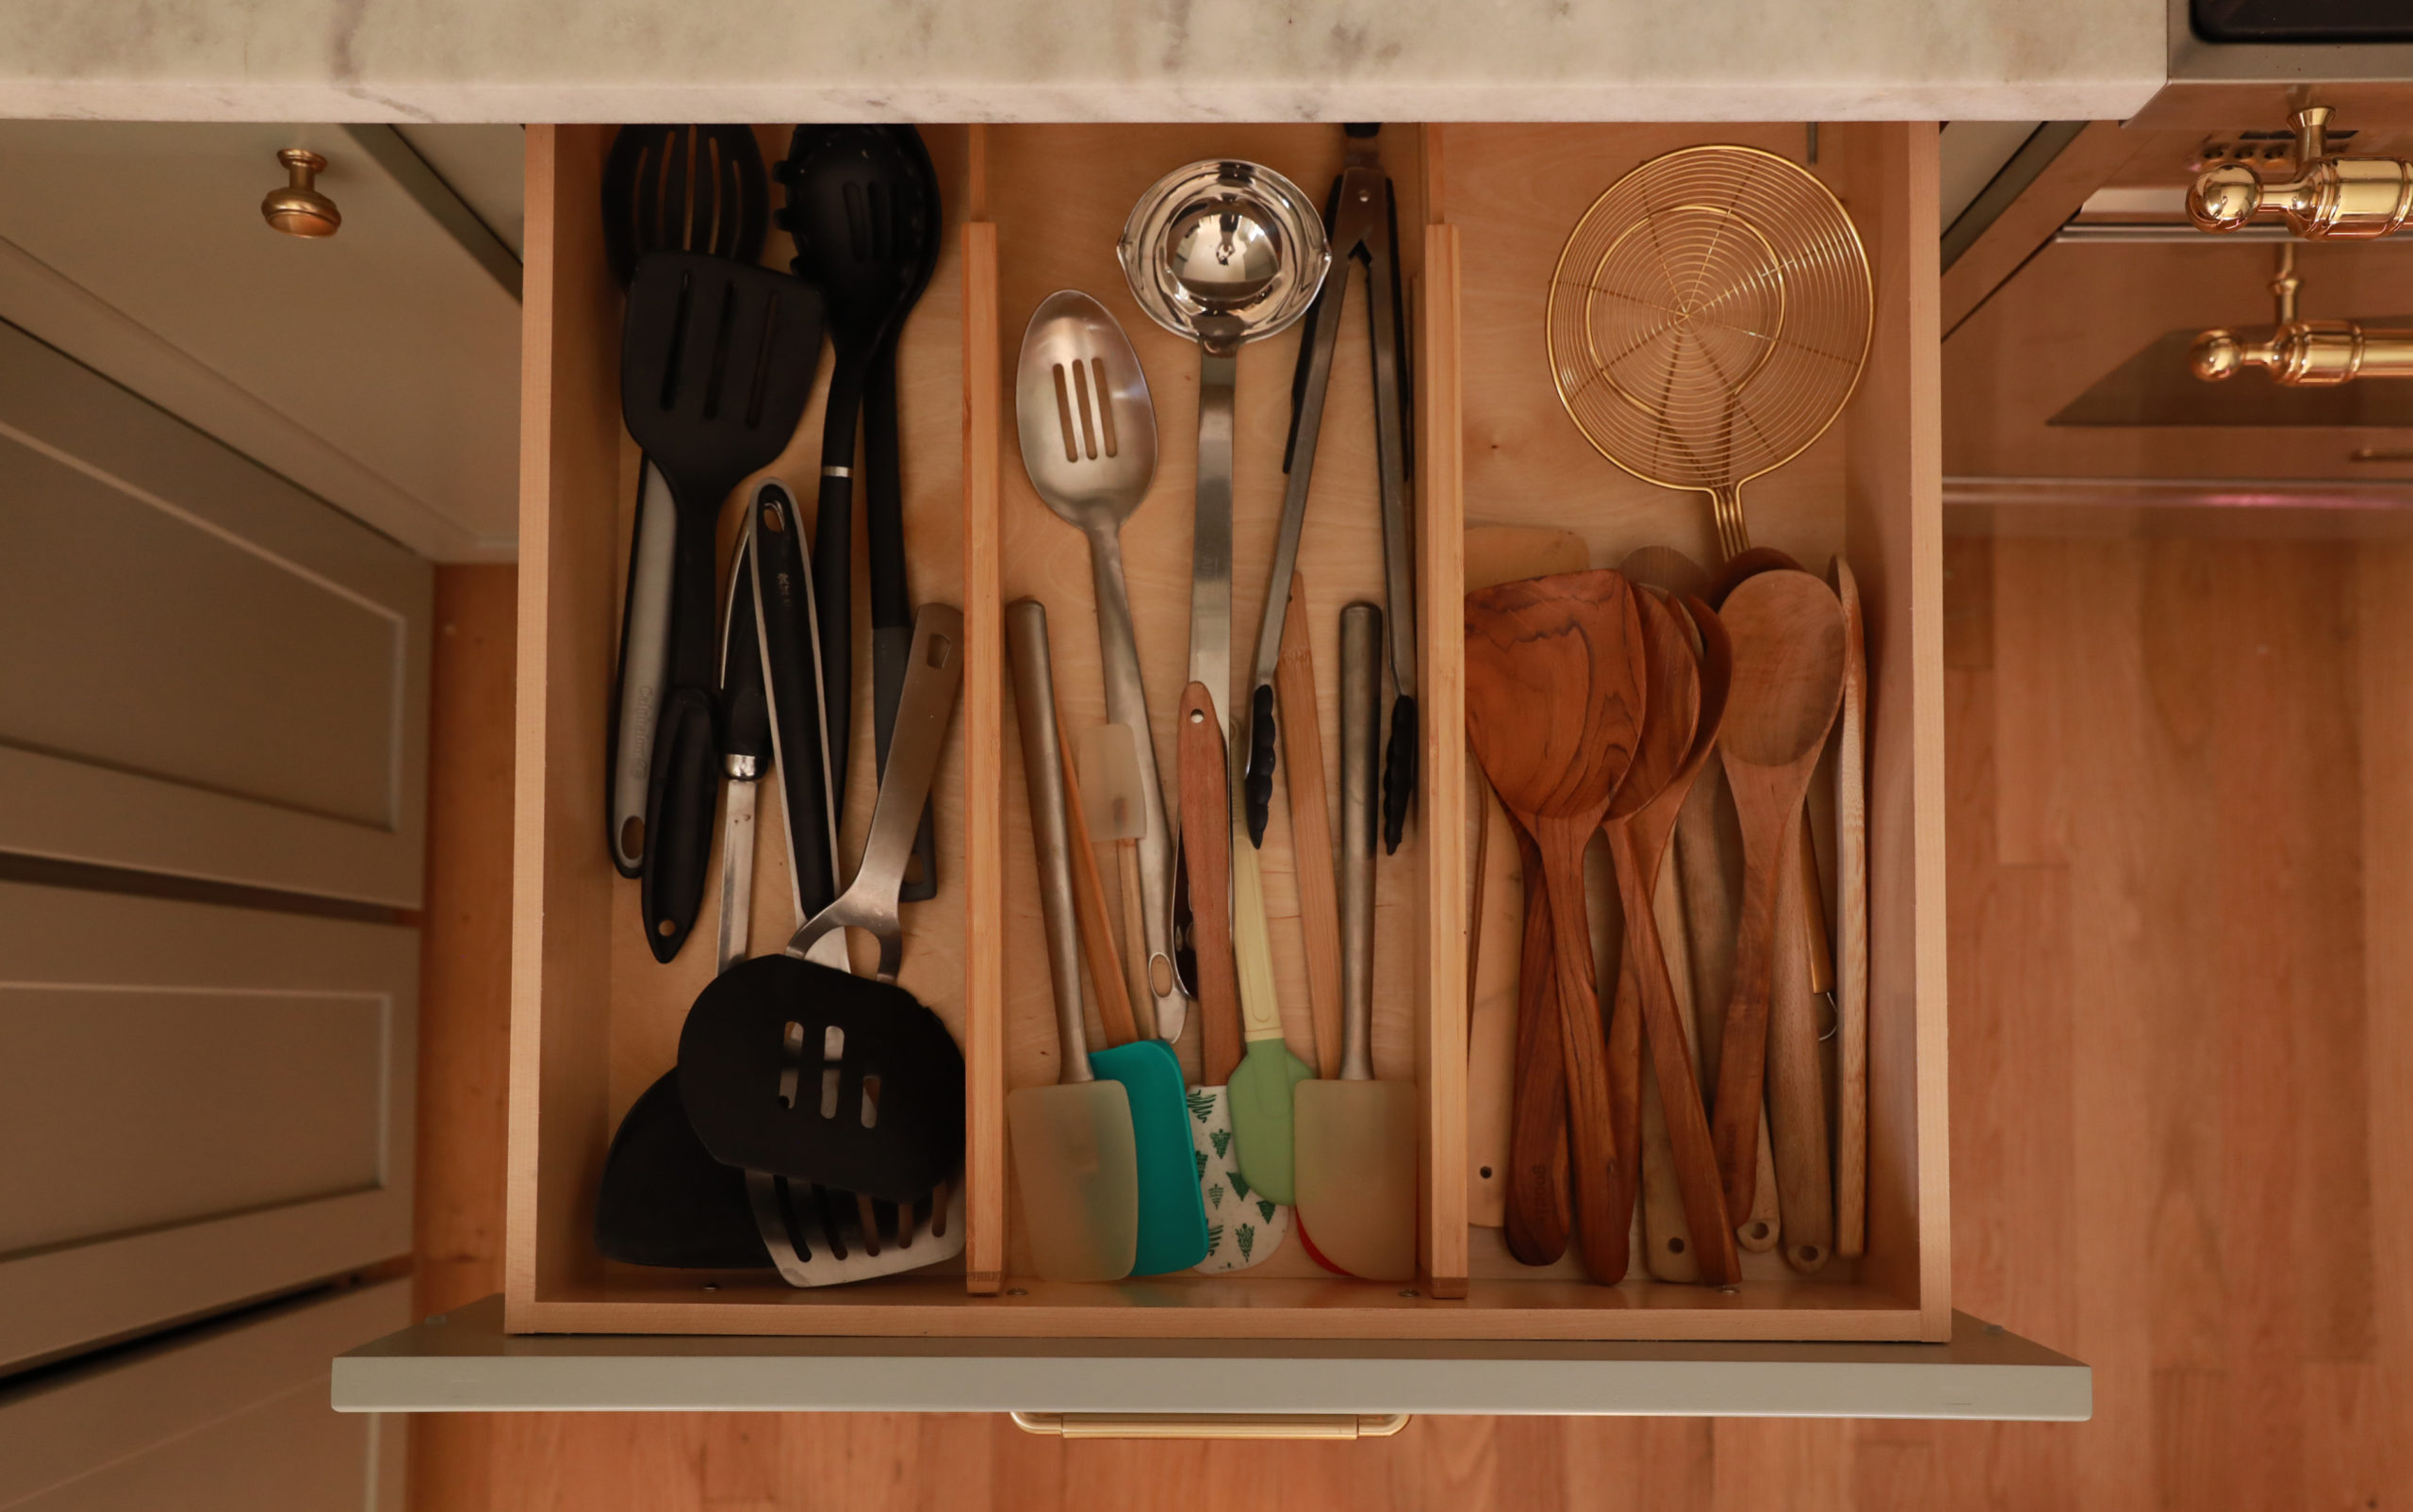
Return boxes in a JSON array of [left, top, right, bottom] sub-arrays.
[[1239, 123, 1418, 853]]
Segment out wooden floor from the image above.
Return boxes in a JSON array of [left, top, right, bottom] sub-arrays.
[[407, 534, 2412, 1509]]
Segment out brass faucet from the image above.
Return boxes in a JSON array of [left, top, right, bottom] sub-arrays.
[[2190, 107, 2413, 240], [2191, 243, 2413, 385]]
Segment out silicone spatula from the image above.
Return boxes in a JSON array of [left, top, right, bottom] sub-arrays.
[[1053, 690, 1210, 1276], [1004, 600, 1140, 1283], [1173, 681, 1291, 1273], [1292, 603, 1419, 1280]]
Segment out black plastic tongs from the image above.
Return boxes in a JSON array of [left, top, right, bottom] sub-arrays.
[[1239, 123, 1418, 853]]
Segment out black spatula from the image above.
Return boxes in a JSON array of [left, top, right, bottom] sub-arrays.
[[620, 251, 824, 962]]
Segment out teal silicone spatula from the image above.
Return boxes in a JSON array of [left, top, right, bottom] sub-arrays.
[[1004, 600, 1141, 1283], [1171, 681, 1290, 1272], [1046, 659, 1209, 1276]]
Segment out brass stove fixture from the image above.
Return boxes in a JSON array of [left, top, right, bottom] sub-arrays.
[[2191, 244, 2413, 385], [260, 148, 340, 238], [2189, 107, 2413, 240]]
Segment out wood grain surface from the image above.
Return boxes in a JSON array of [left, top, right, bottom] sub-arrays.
[[419, 529, 2410, 1507]]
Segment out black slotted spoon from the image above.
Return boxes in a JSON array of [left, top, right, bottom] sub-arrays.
[[621, 251, 825, 962]]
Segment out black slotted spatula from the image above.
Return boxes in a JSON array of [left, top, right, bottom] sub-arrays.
[[621, 251, 824, 962]]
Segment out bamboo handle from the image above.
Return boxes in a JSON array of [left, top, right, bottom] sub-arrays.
[[1640, 850, 1702, 1280], [1767, 818, 1834, 1274], [1275, 579, 1345, 1079], [1538, 819, 1628, 1285], [1834, 559, 1869, 1258], [1710, 767, 1789, 1224], [1175, 682, 1243, 1084], [1054, 705, 1141, 1049]]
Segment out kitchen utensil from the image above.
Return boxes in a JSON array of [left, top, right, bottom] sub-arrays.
[[1831, 554, 1869, 1258], [1464, 570, 1646, 1284], [1547, 145, 1871, 562], [1015, 290, 1183, 1043], [1291, 603, 1419, 1280], [1707, 570, 1847, 1223], [865, 126, 945, 903], [1768, 808, 1833, 1274], [1056, 700, 1213, 1277], [620, 251, 826, 962], [1461, 526, 1587, 1236], [1175, 680, 1291, 1273], [1119, 158, 1329, 1006], [751, 482, 843, 925], [603, 136, 771, 878], [1600, 590, 1740, 1285], [1004, 600, 1141, 1284], [1708, 547, 1838, 1002], [715, 519, 770, 977], [1274, 578, 1344, 1079], [778, 125, 944, 823], [1240, 126, 1417, 854], [678, 604, 967, 1203], [1077, 722, 1157, 1028], [595, 1072, 769, 1269], [601, 125, 770, 879]]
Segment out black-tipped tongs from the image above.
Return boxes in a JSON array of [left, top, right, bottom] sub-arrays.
[[1239, 123, 1418, 853]]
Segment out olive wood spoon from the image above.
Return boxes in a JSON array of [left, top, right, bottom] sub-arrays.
[[1708, 569, 1847, 1224], [1601, 590, 1740, 1286], [1466, 570, 1645, 1285], [1502, 822, 1569, 1265]]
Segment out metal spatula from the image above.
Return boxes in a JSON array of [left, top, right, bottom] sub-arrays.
[[620, 251, 825, 962]]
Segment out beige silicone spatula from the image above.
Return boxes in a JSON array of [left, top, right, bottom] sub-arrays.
[[1004, 600, 1141, 1282], [1293, 603, 1419, 1280]]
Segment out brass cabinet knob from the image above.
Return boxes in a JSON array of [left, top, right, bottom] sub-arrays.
[[2188, 107, 2413, 240], [261, 148, 340, 238]]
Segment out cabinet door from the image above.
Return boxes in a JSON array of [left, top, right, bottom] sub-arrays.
[[0, 882, 417, 1374], [0, 319, 432, 906], [0, 1281, 410, 1511]]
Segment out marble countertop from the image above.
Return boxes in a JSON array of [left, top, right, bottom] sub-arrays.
[[0, 0, 2167, 123]]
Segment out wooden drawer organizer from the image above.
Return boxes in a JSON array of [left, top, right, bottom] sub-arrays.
[[508, 122, 1946, 1342]]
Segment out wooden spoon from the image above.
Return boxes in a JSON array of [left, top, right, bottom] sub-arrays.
[[1465, 570, 1646, 1284], [1601, 591, 1741, 1286], [1707, 569, 1847, 1224], [1830, 555, 1870, 1258]]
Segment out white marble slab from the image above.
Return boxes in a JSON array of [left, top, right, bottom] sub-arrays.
[[0, 0, 2166, 123]]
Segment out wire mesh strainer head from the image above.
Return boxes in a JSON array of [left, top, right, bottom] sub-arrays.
[[1548, 145, 1873, 562]]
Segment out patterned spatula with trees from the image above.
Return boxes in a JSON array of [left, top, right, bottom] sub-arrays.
[[1174, 682, 1291, 1273]]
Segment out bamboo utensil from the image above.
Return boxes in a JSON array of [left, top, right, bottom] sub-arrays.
[[1768, 819, 1833, 1274], [1465, 570, 1647, 1284], [1275, 577, 1345, 1079], [1292, 604, 1419, 1281], [1463, 527, 1588, 1236], [1831, 555, 1870, 1257], [1547, 145, 1871, 562], [1005, 600, 1141, 1283], [1707, 570, 1847, 1224], [1601, 590, 1740, 1285], [1076, 722, 1157, 1023]]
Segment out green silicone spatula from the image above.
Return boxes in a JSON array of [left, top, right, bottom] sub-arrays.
[[1293, 603, 1419, 1279], [1005, 600, 1140, 1283], [1217, 694, 1317, 1207]]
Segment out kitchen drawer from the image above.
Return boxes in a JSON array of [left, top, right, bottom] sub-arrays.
[[506, 123, 1951, 1349]]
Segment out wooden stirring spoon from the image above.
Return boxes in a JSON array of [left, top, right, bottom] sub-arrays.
[[1466, 570, 1646, 1285], [1601, 591, 1742, 1286], [1708, 570, 1847, 1224]]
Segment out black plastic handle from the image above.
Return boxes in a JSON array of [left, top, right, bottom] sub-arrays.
[[752, 485, 840, 919], [811, 356, 867, 822], [641, 688, 719, 961], [602, 458, 655, 878], [1381, 693, 1417, 855], [1242, 681, 1279, 847], [863, 337, 938, 901], [719, 534, 771, 768]]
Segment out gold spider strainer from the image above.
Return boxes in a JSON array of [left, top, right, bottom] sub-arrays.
[[1548, 145, 1873, 562]]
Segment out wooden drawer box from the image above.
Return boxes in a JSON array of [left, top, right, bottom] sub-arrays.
[[507, 121, 1945, 1344]]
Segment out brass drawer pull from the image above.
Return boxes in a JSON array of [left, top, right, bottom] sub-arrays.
[[1009, 1411, 1409, 1441]]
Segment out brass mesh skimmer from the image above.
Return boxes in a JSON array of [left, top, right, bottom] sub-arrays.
[[1548, 145, 1872, 562]]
